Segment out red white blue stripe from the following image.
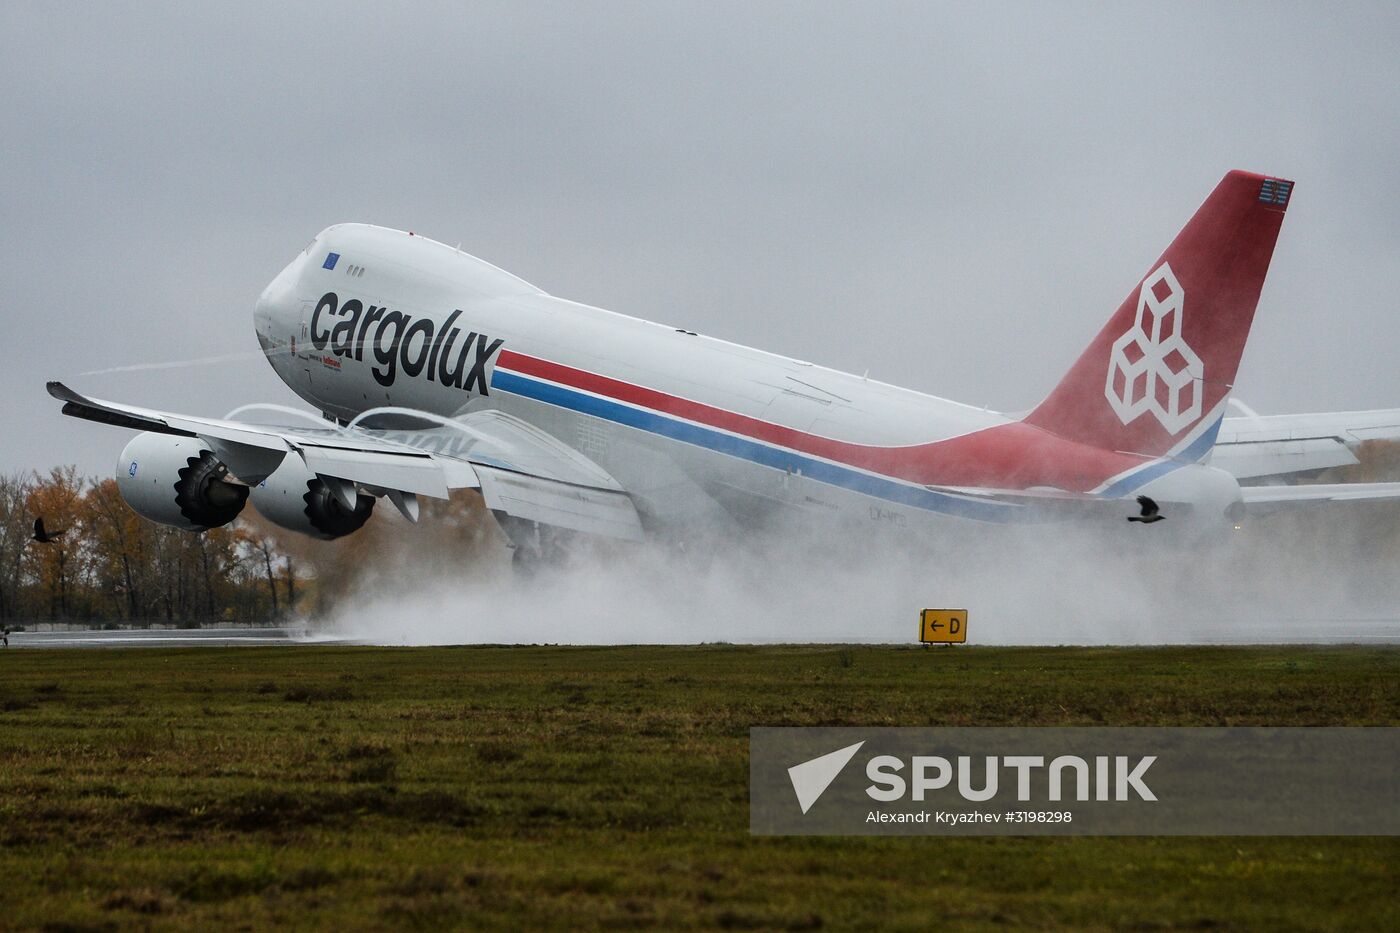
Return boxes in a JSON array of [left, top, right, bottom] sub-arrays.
[[491, 351, 1207, 523]]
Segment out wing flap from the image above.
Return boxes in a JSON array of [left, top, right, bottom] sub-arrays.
[[477, 466, 645, 541], [297, 444, 449, 499], [365, 408, 622, 491], [430, 454, 483, 491]]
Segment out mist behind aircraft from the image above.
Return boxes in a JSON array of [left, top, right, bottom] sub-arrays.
[[302, 481, 1400, 646]]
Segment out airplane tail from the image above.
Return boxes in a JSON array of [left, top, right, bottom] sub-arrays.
[[1023, 170, 1292, 461]]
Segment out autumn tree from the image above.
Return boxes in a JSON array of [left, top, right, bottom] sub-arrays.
[[24, 467, 90, 618], [234, 524, 292, 618], [0, 473, 33, 619], [83, 478, 152, 619]]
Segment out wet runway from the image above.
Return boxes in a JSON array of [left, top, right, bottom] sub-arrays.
[[3, 619, 1399, 647], [1173, 617, 1400, 645], [4, 627, 332, 648]]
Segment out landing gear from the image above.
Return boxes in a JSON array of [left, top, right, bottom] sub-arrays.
[[511, 540, 542, 577], [494, 512, 571, 577]]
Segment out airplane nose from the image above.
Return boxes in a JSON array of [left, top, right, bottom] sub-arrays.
[[253, 254, 301, 352], [254, 288, 273, 333], [253, 284, 278, 353]]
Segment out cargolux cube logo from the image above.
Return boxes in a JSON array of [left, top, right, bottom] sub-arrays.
[[1105, 262, 1203, 434]]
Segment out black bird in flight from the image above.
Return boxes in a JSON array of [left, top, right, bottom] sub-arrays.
[[32, 517, 68, 543], [1127, 495, 1165, 524]]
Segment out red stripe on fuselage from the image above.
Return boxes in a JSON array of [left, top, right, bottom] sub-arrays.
[[496, 350, 1151, 492]]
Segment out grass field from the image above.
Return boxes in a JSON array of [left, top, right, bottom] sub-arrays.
[[1, 644, 1397, 930]]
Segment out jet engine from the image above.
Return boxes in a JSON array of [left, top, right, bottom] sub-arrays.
[[1129, 461, 1247, 543], [117, 433, 248, 531], [248, 455, 374, 540]]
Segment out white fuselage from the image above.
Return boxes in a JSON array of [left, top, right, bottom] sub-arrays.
[[254, 224, 1238, 534]]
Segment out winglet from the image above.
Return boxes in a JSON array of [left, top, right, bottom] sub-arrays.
[[47, 381, 194, 436], [46, 381, 86, 404]]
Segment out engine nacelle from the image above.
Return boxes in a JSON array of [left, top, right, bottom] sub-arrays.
[[249, 455, 374, 540], [117, 433, 249, 531], [1134, 462, 1246, 540]]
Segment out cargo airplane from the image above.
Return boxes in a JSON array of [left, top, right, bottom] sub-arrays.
[[48, 171, 1400, 566]]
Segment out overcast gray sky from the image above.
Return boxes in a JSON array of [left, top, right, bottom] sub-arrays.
[[3, 1, 1398, 478]]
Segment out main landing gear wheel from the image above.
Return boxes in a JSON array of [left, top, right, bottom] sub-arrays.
[[496, 512, 571, 577]]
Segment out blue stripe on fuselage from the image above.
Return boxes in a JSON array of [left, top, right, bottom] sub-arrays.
[[490, 367, 1187, 523], [492, 369, 1033, 522]]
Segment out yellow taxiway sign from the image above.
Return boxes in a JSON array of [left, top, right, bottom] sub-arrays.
[[919, 609, 967, 644]]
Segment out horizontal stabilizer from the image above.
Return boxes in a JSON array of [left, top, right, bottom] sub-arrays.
[[1242, 482, 1400, 508], [1209, 437, 1359, 480], [1214, 408, 1400, 480]]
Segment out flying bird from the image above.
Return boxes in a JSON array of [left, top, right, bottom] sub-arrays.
[[32, 517, 68, 543], [1127, 496, 1164, 524]]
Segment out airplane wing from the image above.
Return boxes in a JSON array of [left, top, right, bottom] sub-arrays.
[[926, 485, 1159, 521], [935, 478, 1400, 520], [1213, 409, 1400, 479], [1240, 482, 1400, 510], [47, 382, 645, 541]]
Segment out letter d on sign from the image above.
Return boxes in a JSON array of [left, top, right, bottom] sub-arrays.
[[920, 609, 968, 644]]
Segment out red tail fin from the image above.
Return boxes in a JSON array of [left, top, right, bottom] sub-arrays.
[[1024, 170, 1291, 459]]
